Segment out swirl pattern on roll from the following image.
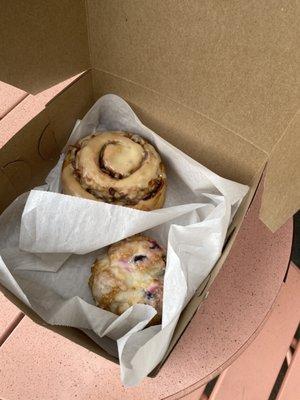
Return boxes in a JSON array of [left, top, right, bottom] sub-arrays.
[[61, 131, 166, 210]]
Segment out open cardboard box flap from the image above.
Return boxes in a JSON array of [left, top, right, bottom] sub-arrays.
[[1, 0, 299, 231], [0, 0, 299, 374]]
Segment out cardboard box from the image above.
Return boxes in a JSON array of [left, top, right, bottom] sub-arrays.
[[0, 0, 299, 375]]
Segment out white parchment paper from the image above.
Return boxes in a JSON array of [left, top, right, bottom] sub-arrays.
[[0, 95, 248, 386]]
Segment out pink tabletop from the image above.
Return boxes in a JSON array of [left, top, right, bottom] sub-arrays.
[[0, 81, 27, 119], [0, 75, 82, 148], [0, 82, 293, 399]]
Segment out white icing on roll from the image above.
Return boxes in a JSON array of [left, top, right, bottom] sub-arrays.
[[61, 131, 167, 211]]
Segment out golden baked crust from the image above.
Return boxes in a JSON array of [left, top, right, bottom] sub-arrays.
[[61, 131, 166, 211], [89, 235, 166, 325]]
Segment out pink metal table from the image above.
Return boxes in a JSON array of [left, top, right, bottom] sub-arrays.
[[0, 81, 293, 400]]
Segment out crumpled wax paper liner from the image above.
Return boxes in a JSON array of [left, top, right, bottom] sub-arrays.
[[0, 94, 248, 386]]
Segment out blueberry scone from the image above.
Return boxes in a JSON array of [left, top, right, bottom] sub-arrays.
[[89, 235, 166, 324], [61, 131, 166, 211]]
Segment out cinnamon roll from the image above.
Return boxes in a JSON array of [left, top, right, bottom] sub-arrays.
[[61, 131, 166, 210], [89, 235, 166, 325]]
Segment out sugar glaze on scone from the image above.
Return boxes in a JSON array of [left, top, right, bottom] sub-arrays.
[[89, 235, 166, 324]]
